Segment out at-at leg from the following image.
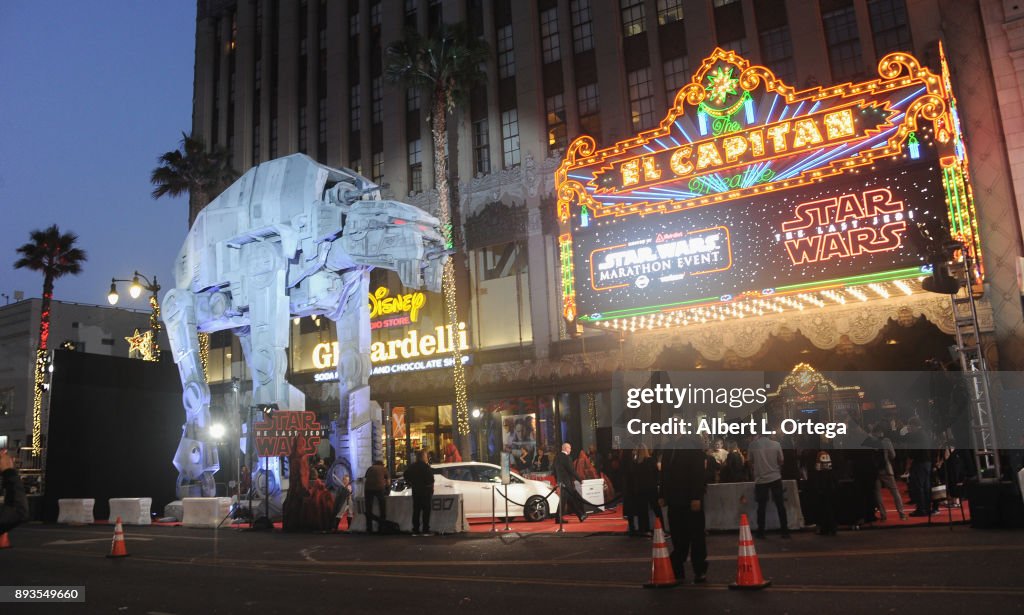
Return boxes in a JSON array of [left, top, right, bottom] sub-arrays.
[[163, 289, 220, 498], [326, 268, 378, 481], [238, 240, 293, 408]]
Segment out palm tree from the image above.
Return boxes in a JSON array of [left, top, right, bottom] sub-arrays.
[[14, 224, 87, 456], [386, 23, 488, 445], [14, 225, 88, 351], [151, 132, 238, 379], [151, 131, 238, 226]]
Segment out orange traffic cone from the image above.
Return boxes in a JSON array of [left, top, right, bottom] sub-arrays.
[[0, 532, 11, 549], [107, 516, 130, 558], [729, 514, 770, 590], [643, 517, 679, 588]]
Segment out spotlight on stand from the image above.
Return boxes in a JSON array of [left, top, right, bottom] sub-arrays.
[[922, 241, 966, 295]]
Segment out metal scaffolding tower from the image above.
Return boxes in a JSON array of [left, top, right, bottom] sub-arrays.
[[946, 247, 1001, 480]]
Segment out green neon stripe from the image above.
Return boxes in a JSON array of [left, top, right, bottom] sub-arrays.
[[579, 267, 925, 322]]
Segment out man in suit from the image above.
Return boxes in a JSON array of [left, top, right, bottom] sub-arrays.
[[659, 434, 708, 583], [553, 442, 588, 522]]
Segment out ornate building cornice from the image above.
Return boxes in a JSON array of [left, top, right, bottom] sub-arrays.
[[458, 153, 562, 219]]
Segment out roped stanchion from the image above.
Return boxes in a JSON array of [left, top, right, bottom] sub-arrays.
[[491, 485, 497, 533], [503, 485, 512, 531], [556, 484, 565, 533]]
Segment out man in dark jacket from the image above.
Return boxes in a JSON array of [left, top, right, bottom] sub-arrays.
[[553, 442, 588, 522], [1, 450, 30, 534], [659, 434, 708, 583], [363, 460, 389, 533], [403, 449, 435, 535]]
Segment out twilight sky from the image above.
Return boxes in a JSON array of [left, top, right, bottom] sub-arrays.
[[0, 2, 196, 308]]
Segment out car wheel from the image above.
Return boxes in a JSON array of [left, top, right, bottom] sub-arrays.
[[524, 496, 549, 522]]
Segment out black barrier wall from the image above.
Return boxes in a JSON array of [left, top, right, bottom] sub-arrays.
[[42, 349, 181, 523]]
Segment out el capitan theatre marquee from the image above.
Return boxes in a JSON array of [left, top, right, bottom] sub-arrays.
[[556, 47, 981, 329]]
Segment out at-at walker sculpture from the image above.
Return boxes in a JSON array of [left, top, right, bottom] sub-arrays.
[[163, 153, 446, 498]]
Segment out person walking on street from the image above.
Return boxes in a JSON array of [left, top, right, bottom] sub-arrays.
[[0, 450, 30, 534], [403, 449, 435, 536], [904, 418, 933, 517], [871, 425, 907, 521], [659, 433, 709, 583], [748, 432, 790, 538], [363, 461, 389, 533], [553, 442, 588, 522], [808, 450, 838, 536]]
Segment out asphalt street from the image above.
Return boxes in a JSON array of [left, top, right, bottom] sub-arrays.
[[1, 522, 1022, 614]]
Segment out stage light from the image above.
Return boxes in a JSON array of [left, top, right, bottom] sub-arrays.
[[210, 423, 226, 440], [471, 408, 481, 419]]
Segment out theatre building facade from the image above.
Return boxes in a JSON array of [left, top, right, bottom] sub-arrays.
[[193, 0, 1024, 471]]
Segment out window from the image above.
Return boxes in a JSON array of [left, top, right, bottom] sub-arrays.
[[822, 4, 864, 81], [627, 68, 655, 131], [540, 8, 560, 64], [759, 26, 795, 84], [501, 109, 520, 167], [719, 37, 749, 55], [252, 123, 260, 164], [713, 0, 739, 6], [577, 82, 599, 116], [546, 94, 566, 155], [663, 55, 689, 101], [351, 158, 362, 175], [318, 97, 327, 146], [497, 25, 515, 78], [370, 1, 381, 27], [408, 139, 422, 193], [620, 0, 646, 37], [473, 118, 490, 175], [657, 0, 684, 25], [350, 85, 361, 132], [869, 0, 912, 57], [371, 77, 383, 124], [270, 117, 278, 158], [349, 12, 360, 36], [298, 107, 308, 153], [406, 87, 420, 112], [372, 151, 383, 185], [404, 0, 417, 27], [473, 466, 502, 483], [570, 0, 594, 53]]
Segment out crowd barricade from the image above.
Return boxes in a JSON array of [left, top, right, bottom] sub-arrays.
[[57, 498, 95, 524], [348, 493, 467, 533], [703, 480, 804, 531], [108, 498, 152, 525], [182, 497, 232, 528]]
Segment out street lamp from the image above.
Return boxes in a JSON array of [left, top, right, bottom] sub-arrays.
[[107, 271, 162, 361]]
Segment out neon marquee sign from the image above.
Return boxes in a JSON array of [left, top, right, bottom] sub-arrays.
[[555, 47, 982, 327], [779, 188, 909, 265]]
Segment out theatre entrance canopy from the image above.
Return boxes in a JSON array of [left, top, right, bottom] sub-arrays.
[[555, 46, 980, 343]]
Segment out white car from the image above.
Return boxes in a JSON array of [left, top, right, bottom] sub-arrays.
[[395, 461, 559, 522]]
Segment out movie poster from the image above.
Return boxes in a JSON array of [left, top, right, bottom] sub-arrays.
[[502, 413, 537, 473]]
